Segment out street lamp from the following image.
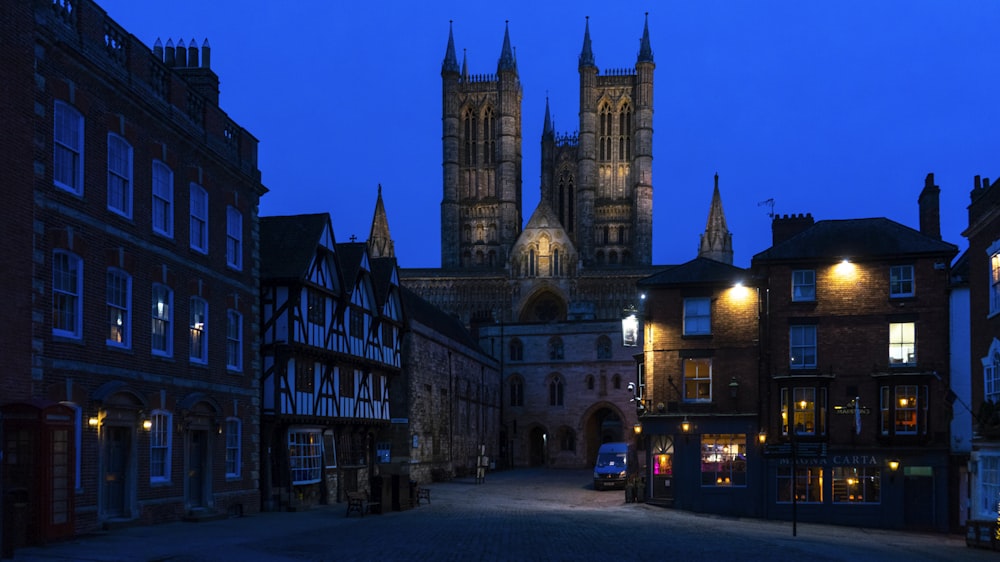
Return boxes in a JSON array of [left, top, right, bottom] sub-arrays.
[[621, 305, 639, 347]]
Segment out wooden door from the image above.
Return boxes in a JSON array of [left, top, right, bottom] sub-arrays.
[[103, 427, 129, 517]]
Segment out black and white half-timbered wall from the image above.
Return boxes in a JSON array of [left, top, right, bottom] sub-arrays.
[[259, 214, 402, 511]]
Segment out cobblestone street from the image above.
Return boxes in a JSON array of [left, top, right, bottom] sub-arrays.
[[13, 468, 987, 562]]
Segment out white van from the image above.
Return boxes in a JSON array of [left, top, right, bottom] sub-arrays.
[[593, 442, 637, 490]]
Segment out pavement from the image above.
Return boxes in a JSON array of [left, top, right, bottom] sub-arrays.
[[7, 468, 990, 562]]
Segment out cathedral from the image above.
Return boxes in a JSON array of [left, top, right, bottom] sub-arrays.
[[382, 15, 734, 468]]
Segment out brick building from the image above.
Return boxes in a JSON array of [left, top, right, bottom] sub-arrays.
[[750, 175, 957, 531], [964, 173, 1000, 544], [0, 0, 266, 552]]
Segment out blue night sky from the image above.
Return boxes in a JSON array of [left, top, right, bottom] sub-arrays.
[[97, 0, 997, 268]]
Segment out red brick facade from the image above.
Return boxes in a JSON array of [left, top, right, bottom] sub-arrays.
[[1, 0, 265, 549]]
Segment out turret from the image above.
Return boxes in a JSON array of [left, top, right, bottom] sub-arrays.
[[441, 22, 461, 268], [577, 17, 598, 264], [633, 13, 655, 265]]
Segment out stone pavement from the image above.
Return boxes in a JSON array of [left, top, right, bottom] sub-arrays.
[[10, 468, 990, 562]]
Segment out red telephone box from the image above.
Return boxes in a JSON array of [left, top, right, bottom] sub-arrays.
[[1, 401, 76, 549]]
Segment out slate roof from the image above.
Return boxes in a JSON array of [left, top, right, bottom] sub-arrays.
[[638, 257, 747, 288], [335, 242, 367, 296], [399, 285, 482, 351], [752, 218, 958, 263], [370, 257, 399, 309], [260, 214, 330, 280]]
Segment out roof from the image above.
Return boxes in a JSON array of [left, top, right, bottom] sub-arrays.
[[260, 214, 330, 280], [370, 256, 399, 306], [638, 257, 746, 287], [335, 242, 368, 295], [400, 285, 482, 350], [752, 218, 958, 263]]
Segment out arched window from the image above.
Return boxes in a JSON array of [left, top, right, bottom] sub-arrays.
[[613, 374, 622, 390], [603, 226, 610, 244], [463, 108, 477, 166], [483, 107, 496, 164], [619, 103, 632, 160], [596, 335, 612, 359], [618, 225, 626, 244], [549, 375, 564, 406], [559, 427, 576, 451], [599, 102, 612, 161], [529, 249, 536, 277], [509, 338, 524, 361], [586, 375, 595, 390], [609, 251, 619, 265], [548, 337, 564, 360], [509, 376, 524, 407], [552, 249, 560, 277]]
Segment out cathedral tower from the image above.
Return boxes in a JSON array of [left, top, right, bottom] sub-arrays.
[[550, 15, 654, 267], [441, 22, 523, 270]]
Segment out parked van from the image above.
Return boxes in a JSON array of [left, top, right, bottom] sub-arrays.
[[593, 442, 637, 490]]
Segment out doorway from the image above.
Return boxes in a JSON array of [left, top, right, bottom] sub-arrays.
[[187, 430, 209, 508], [528, 427, 546, 466], [103, 426, 130, 518]]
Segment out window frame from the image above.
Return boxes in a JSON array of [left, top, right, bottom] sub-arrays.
[[683, 297, 711, 336], [789, 325, 817, 369], [791, 269, 816, 302], [107, 133, 133, 217], [780, 386, 827, 436], [226, 206, 243, 270], [225, 417, 241, 478], [888, 322, 916, 366], [105, 268, 132, 349], [226, 309, 243, 372], [509, 376, 524, 407], [889, 265, 915, 298], [682, 358, 712, 403], [879, 384, 928, 436], [831, 466, 881, 504], [189, 296, 208, 364], [53, 100, 84, 194], [990, 243, 1000, 316], [985, 348, 1000, 404], [189, 183, 209, 253], [700, 433, 747, 487], [548, 375, 564, 407], [288, 429, 322, 485], [777, 466, 823, 503], [52, 250, 83, 339], [151, 283, 173, 357], [149, 410, 172, 483], [152, 160, 174, 237]]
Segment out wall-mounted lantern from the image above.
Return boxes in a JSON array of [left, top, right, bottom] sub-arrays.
[[621, 305, 638, 347], [729, 377, 740, 399]]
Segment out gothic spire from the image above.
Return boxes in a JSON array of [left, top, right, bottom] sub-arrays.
[[637, 12, 654, 63], [497, 20, 517, 72], [461, 48, 468, 81], [698, 174, 733, 264], [368, 184, 395, 259], [542, 96, 553, 139], [579, 16, 595, 69], [442, 20, 460, 75]]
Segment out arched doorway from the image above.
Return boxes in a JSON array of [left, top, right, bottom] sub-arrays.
[[528, 426, 546, 466], [583, 407, 624, 466]]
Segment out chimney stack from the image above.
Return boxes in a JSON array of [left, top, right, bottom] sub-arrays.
[[918, 173, 941, 240], [771, 213, 815, 245]]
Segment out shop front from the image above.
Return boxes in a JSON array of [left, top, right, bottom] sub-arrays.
[[760, 448, 949, 532], [637, 414, 766, 518]]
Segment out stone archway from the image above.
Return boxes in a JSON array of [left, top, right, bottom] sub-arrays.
[[528, 426, 547, 466], [581, 405, 625, 467], [517, 287, 567, 323]]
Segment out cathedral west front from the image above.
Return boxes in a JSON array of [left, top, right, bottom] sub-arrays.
[[389, 14, 732, 469]]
